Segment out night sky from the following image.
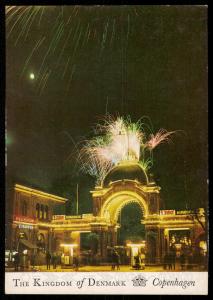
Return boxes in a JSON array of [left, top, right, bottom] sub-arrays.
[[6, 5, 208, 213]]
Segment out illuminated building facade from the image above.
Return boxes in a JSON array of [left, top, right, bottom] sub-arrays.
[[90, 161, 207, 263], [6, 162, 207, 266], [7, 184, 67, 264]]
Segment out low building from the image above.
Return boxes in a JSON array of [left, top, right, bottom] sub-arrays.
[[7, 184, 67, 265], [5, 176, 207, 268]]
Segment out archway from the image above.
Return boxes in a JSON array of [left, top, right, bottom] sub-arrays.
[[97, 191, 148, 261], [100, 191, 149, 224], [117, 202, 145, 245], [91, 175, 161, 262]]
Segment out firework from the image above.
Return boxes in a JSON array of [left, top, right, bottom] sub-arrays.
[[145, 129, 176, 150], [79, 136, 114, 184], [6, 5, 143, 95], [79, 115, 177, 185]]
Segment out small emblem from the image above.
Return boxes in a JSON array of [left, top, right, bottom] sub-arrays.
[[132, 275, 148, 287]]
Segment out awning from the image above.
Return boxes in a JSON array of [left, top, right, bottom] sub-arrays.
[[19, 239, 38, 249]]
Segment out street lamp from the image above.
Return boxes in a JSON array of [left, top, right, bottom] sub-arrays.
[[126, 242, 146, 266], [60, 244, 78, 265]]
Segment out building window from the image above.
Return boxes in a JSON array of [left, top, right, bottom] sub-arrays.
[[40, 204, 44, 219], [44, 207, 46, 219], [15, 201, 19, 215], [44, 206, 49, 220], [37, 233, 46, 251], [21, 200, 28, 216], [36, 203, 40, 219]]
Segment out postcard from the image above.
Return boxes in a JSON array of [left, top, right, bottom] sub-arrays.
[[5, 5, 208, 295]]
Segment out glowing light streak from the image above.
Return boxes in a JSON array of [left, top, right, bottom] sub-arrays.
[[60, 244, 78, 247], [21, 37, 45, 78], [146, 129, 176, 150], [6, 6, 143, 94], [79, 115, 178, 185]]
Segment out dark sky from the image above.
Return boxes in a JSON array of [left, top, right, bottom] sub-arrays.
[[6, 5, 208, 213]]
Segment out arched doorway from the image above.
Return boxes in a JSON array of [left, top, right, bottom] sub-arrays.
[[97, 190, 148, 261], [117, 202, 145, 245], [116, 202, 145, 265], [100, 191, 149, 223], [91, 175, 161, 262]]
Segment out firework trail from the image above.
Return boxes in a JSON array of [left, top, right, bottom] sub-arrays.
[[145, 129, 176, 150], [79, 115, 177, 185], [6, 5, 143, 95]]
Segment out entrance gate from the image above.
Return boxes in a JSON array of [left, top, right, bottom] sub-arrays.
[[50, 162, 204, 265], [91, 161, 162, 263]]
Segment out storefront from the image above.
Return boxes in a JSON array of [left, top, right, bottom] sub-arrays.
[[168, 229, 192, 257]]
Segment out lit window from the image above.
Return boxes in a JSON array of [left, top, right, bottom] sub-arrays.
[[15, 201, 19, 214], [21, 200, 28, 216], [45, 206, 49, 220], [40, 204, 44, 219], [36, 203, 40, 218]]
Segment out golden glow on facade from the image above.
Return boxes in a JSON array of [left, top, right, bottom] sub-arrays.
[[127, 242, 146, 247], [60, 244, 78, 247], [100, 190, 149, 222], [10, 176, 206, 265], [199, 241, 207, 252], [15, 184, 68, 203]]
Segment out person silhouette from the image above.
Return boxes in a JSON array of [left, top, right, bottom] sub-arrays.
[[46, 251, 51, 270], [115, 251, 120, 270], [14, 252, 20, 271]]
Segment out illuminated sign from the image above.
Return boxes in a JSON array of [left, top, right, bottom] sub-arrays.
[[18, 224, 33, 229], [176, 210, 193, 215], [52, 215, 65, 220], [82, 214, 93, 218], [14, 215, 35, 223], [65, 215, 82, 219], [160, 210, 176, 215]]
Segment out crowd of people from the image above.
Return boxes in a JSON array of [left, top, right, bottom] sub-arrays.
[[163, 251, 176, 270], [13, 251, 80, 271], [111, 250, 121, 270], [163, 251, 207, 270], [12, 248, 207, 271], [13, 251, 31, 271], [46, 251, 80, 270]]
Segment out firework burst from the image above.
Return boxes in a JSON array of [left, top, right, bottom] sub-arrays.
[[145, 129, 176, 150], [79, 115, 177, 185]]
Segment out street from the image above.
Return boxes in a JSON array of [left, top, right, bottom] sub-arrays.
[[6, 263, 205, 272]]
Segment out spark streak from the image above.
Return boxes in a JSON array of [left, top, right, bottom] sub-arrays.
[[6, 5, 143, 95], [79, 115, 177, 185]]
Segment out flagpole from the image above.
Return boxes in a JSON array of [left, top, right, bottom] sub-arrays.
[[76, 183, 79, 215]]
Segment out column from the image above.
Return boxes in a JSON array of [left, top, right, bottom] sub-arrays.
[[102, 231, 108, 260], [111, 228, 117, 247], [48, 228, 54, 253]]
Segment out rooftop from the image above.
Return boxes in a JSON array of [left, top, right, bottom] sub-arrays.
[[15, 184, 68, 203], [102, 161, 149, 187]]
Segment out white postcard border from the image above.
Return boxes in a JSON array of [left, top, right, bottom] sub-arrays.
[[5, 271, 208, 295]]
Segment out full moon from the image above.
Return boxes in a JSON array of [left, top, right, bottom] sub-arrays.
[[29, 73, 35, 80]]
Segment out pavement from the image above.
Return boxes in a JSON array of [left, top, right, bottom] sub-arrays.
[[5, 263, 206, 272]]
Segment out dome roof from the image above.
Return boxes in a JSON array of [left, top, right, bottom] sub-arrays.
[[103, 161, 148, 187]]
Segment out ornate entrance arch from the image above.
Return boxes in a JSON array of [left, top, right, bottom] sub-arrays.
[[91, 167, 162, 260], [100, 191, 148, 224]]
